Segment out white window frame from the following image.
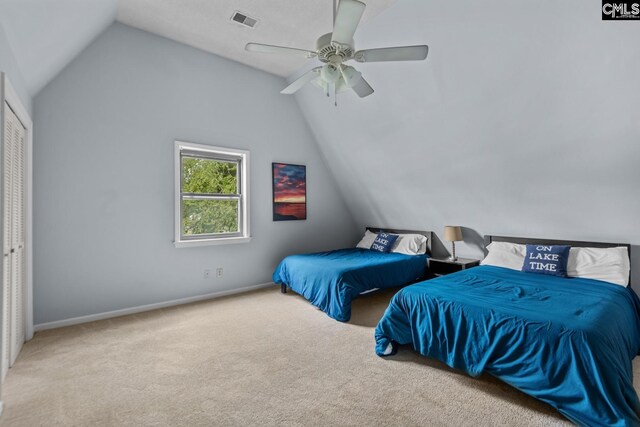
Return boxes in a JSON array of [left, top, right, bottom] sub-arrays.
[[174, 141, 250, 248]]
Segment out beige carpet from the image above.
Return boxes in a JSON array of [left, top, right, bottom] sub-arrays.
[[2, 286, 638, 426]]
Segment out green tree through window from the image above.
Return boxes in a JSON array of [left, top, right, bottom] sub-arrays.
[[175, 142, 249, 247], [181, 157, 240, 236]]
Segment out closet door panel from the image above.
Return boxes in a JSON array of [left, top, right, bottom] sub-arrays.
[[2, 102, 14, 379], [10, 110, 24, 365]]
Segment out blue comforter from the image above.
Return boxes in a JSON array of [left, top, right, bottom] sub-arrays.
[[375, 265, 640, 426], [273, 248, 427, 322]]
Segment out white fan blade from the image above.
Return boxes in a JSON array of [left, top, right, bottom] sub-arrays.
[[354, 45, 429, 63], [339, 65, 362, 88], [352, 76, 374, 98], [281, 68, 322, 94], [245, 43, 316, 58], [331, 0, 366, 46]]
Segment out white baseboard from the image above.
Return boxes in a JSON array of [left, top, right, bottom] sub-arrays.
[[34, 282, 275, 332]]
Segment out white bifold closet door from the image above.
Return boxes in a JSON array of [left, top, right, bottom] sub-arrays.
[[2, 101, 26, 381]]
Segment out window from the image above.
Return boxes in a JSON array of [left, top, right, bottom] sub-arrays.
[[174, 141, 250, 247]]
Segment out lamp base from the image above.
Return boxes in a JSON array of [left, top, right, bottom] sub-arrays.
[[450, 242, 457, 261]]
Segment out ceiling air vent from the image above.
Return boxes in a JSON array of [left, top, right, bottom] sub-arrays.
[[231, 11, 258, 29]]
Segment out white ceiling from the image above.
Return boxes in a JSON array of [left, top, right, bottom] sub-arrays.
[[0, 0, 396, 97], [0, 0, 117, 96], [116, 0, 397, 78]]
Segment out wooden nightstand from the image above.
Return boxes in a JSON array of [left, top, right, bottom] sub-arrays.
[[428, 257, 480, 277]]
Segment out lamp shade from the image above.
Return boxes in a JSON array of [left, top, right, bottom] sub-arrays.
[[443, 226, 463, 242]]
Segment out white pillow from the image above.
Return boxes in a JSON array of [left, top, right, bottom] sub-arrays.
[[567, 247, 630, 287], [356, 231, 427, 255], [482, 242, 630, 287], [356, 230, 377, 249], [481, 242, 526, 271], [392, 234, 428, 256]]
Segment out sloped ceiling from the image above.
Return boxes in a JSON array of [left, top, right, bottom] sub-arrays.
[[0, 0, 396, 96], [116, 0, 396, 78], [0, 0, 117, 96], [293, 0, 640, 267]]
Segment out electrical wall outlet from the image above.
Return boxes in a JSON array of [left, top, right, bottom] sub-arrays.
[[216, 267, 223, 278], [203, 269, 211, 279]]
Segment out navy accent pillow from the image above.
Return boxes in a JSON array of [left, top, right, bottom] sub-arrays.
[[521, 244, 571, 277], [370, 233, 399, 253]]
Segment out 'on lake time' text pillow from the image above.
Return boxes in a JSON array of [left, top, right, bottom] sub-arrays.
[[370, 233, 399, 253], [522, 244, 571, 277]]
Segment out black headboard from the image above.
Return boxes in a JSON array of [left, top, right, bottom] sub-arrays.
[[484, 235, 631, 284], [366, 227, 433, 256]]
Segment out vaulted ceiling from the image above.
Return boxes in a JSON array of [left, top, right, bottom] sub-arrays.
[[0, 0, 117, 96], [117, 0, 396, 78], [0, 0, 396, 96]]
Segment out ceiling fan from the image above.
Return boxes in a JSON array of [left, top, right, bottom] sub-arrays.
[[245, 0, 429, 103]]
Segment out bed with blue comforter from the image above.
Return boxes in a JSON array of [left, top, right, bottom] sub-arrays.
[[375, 265, 640, 426], [273, 248, 427, 322]]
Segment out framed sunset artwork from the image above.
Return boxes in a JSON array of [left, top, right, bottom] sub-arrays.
[[272, 163, 307, 221]]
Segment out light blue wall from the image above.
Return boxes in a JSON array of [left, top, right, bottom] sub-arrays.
[[0, 22, 31, 114], [294, 0, 640, 286], [33, 23, 356, 324]]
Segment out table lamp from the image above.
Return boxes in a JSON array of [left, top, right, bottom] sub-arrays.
[[444, 226, 463, 261]]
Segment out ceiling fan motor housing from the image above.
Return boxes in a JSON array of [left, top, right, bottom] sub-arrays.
[[316, 32, 354, 64]]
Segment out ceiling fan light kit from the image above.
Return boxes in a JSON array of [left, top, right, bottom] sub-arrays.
[[245, 0, 429, 104]]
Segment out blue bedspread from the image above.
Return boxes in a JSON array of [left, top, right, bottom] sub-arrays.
[[375, 265, 640, 426], [273, 248, 427, 322]]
